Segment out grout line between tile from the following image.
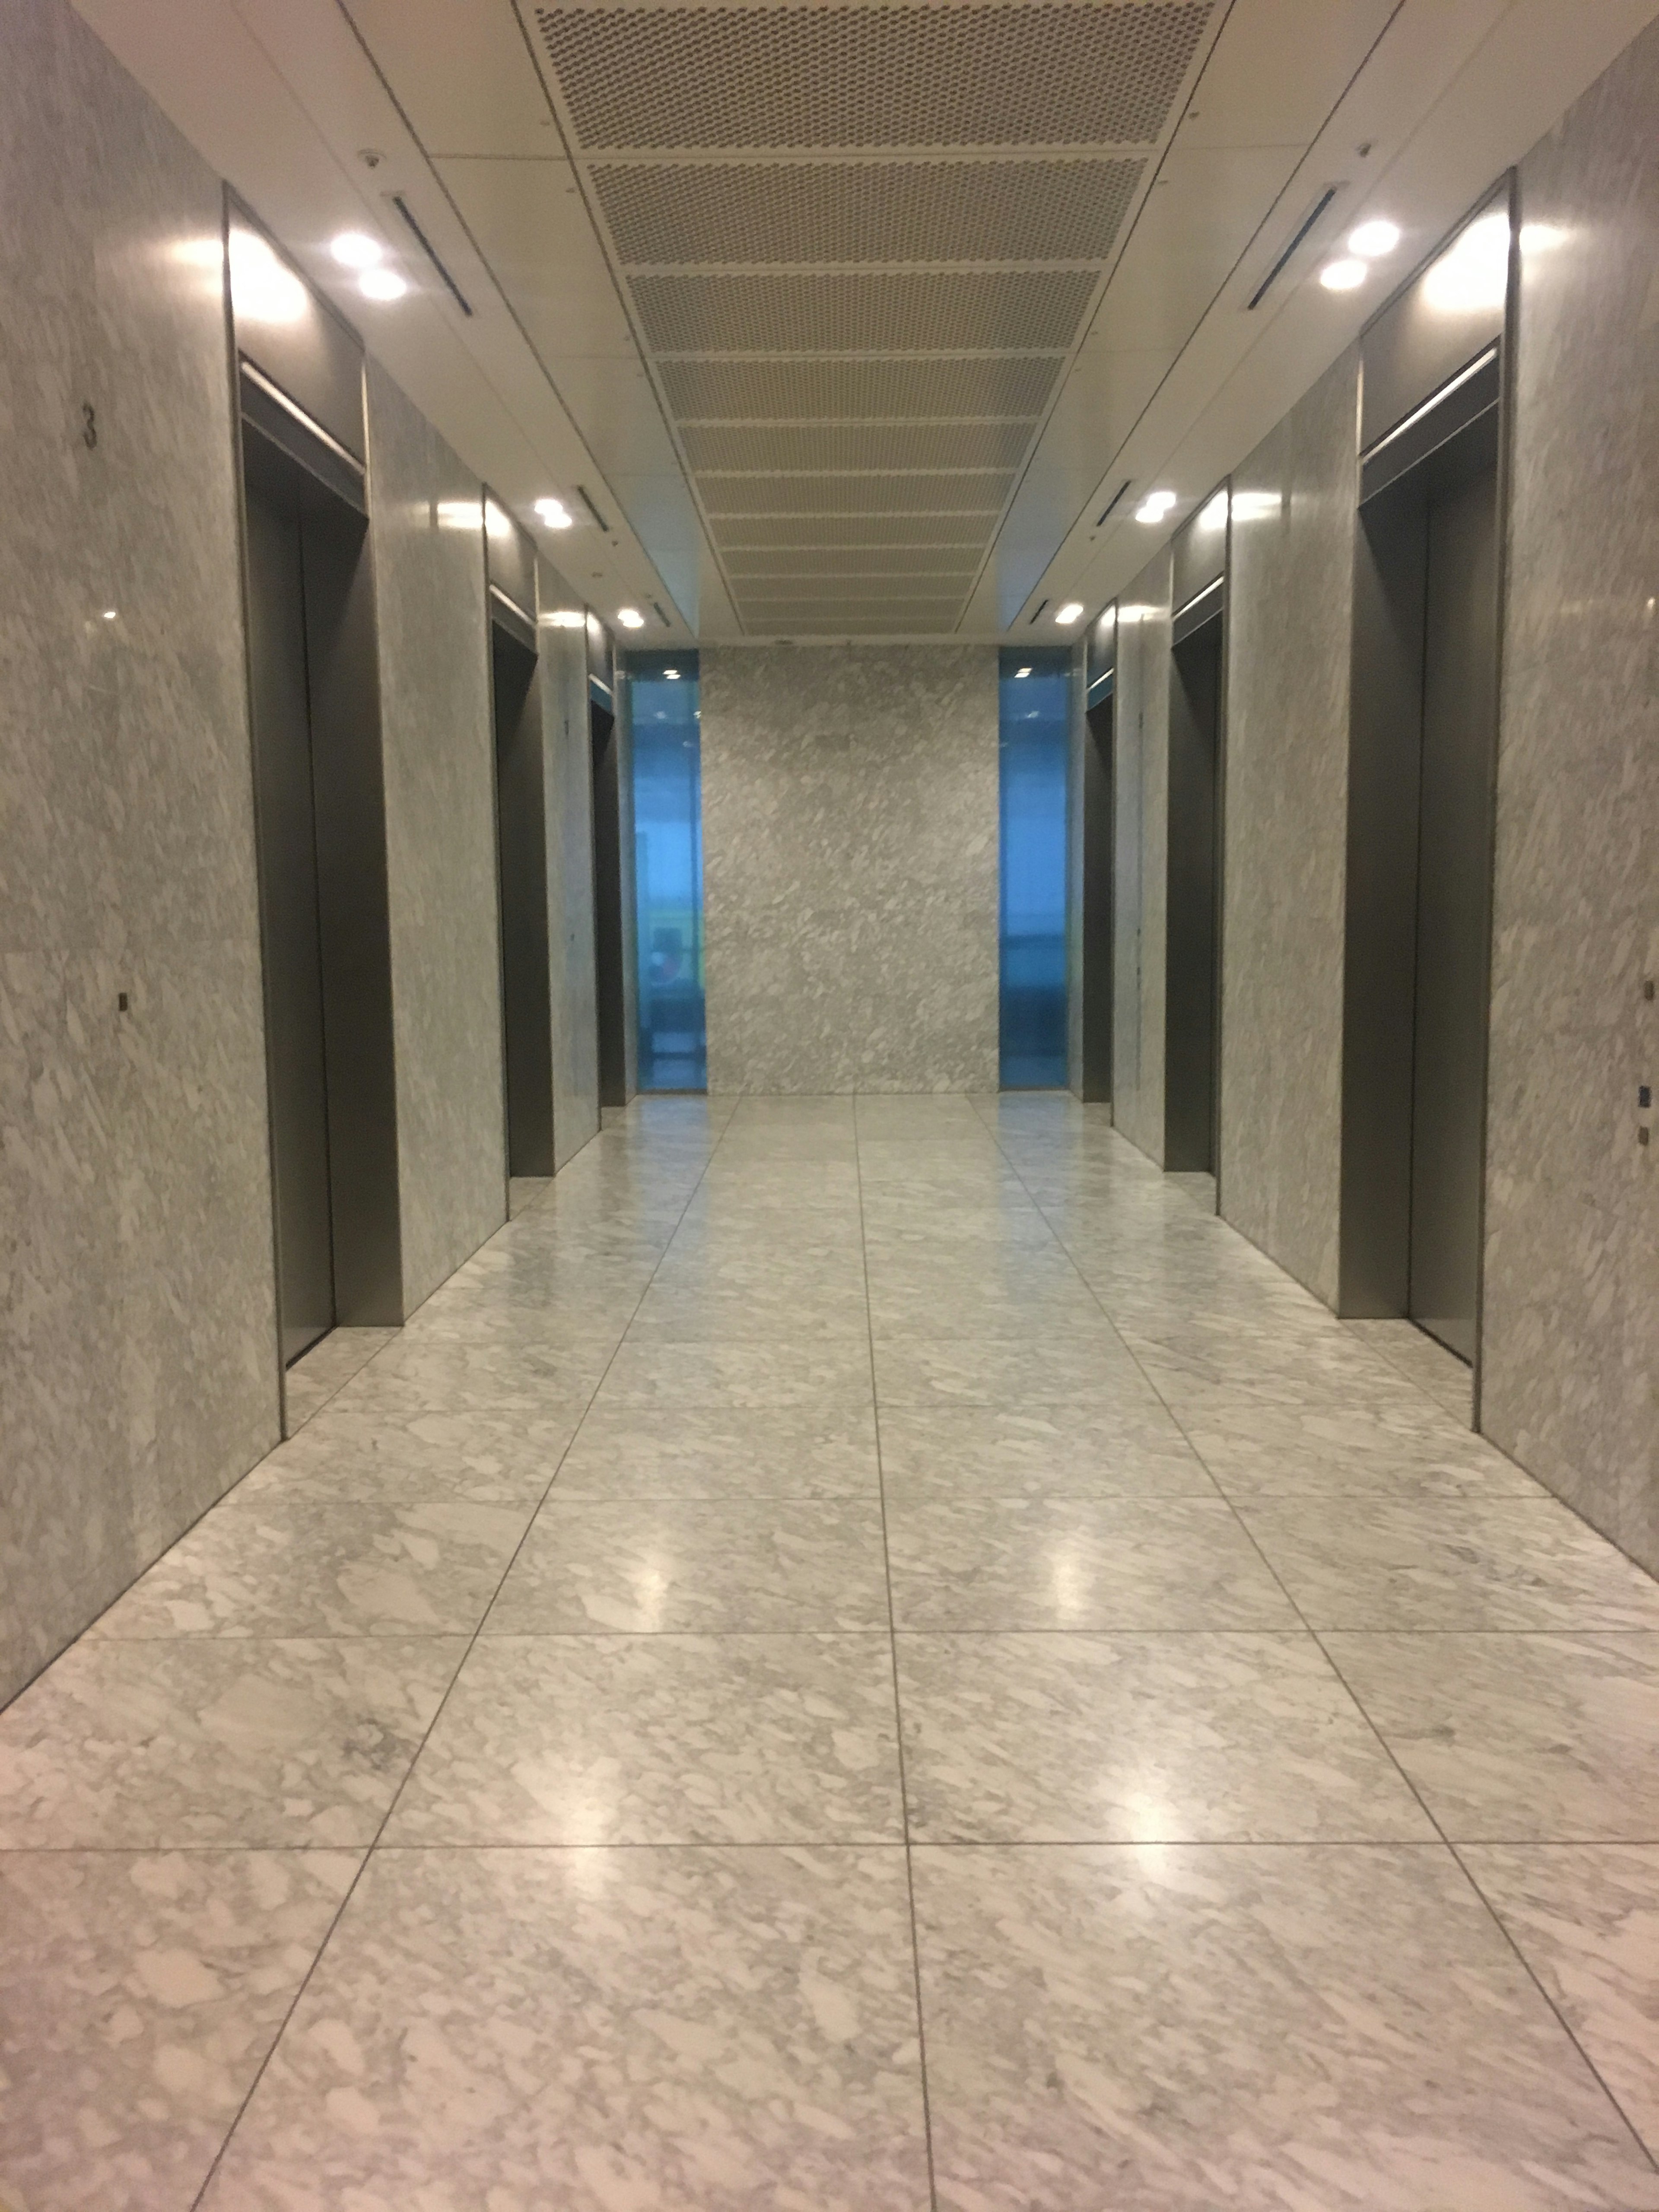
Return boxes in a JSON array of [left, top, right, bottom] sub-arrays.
[[187, 1106, 732, 2212], [979, 1110, 1659, 2179], [855, 1106, 942, 2212]]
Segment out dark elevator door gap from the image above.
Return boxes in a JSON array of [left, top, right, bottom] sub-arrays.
[[245, 484, 336, 1366], [493, 622, 556, 1178], [1408, 452, 1499, 1364], [1165, 615, 1222, 1174]]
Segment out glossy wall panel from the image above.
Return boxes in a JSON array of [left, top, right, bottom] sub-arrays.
[[540, 586, 601, 1166], [365, 359, 506, 1308], [1110, 553, 1173, 1164], [700, 645, 998, 1093], [0, 0, 278, 1701], [1220, 349, 1358, 1307], [1481, 15, 1659, 1572]]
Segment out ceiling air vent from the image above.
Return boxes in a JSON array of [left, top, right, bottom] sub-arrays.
[[1246, 186, 1340, 311]]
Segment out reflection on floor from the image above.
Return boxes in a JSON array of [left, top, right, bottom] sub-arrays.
[[3, 1093, 1659, 2211]]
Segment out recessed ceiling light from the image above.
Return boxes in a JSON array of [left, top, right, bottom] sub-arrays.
[[1054, 602, 1084, 625], [359, 266, 407, 302], [664, 668, 681, 679], [1347, 219, 1400, 260], [1319, 257, 1367, 292], [330, 231, 383, 270], [617, 607, 645, 629], [534, 497, 573, 529], [101, 609, 118, 621], [1014, 666, 1031, 678], [543, 610, 585, 628], [1134, 490, 1177, 524]]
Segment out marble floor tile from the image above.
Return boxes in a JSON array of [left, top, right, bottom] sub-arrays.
[[0, 1635, 463, 1848], [1180, 1393, 1540, 1498], [897, 1632, 1432, 1843], [12, 1096, 1659, 2209], [0, 1848, 359, 2212], [594, 1336, 875, 1409], [283, 1327, 398, 1434], [484, 1497, 890, 1633], [1462, 1844, 1659, 2155], [200, 1844, 929, 2212], [627, 1281, 871, 1342], [912, 1842, 1659, 2211], [885, 1497, 1299, 1630], [393, 1298, 633, 1352], [874, 1335, 1153, 1409], [555, 1402, 882, 1498], [1344, 1316, 1476, 1420], [866, 1278, 1109, 1338], [251, 1400, 579, 1506], [869, 1301, 1123, 1349], [331, 1336, 611, 1418], [1325, 1632, 1659, 1839], [88, 1488, 533, 1640], [384, 1633, 903, 1845], [1237, 1492, 1659, 1629], [876, 1404, 1215, 1503]]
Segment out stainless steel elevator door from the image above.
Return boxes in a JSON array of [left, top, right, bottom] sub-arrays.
[[1408, 458, 1498, 1362], [1165, 619, 1221, 1173], [245, 486, 336, 1364]]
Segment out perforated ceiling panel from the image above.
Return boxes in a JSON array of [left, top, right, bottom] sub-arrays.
[[634, 270, 1099, 357], [534, 3, 1210, 149], [525, 0, 1217, 632]]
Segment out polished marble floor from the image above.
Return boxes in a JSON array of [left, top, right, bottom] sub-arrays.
[[4, 1093, 1659, 2210]]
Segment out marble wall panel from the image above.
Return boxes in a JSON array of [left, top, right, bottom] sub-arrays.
[[1110, 552, 1173, 1164], [540, 594, 600, 1167], [1218, 349, 1360, 1307], [700, 645, 999, 1093], [0, 0, 278, 1702], [365, 362, 507, 1309], [1481, 18, 1659, 1571]]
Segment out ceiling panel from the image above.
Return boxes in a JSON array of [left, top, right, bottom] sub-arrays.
[[591, 157, 1145, 270], [658, 354, 1062, 423], [436, 154, 636, 355], [532, 0, 1211, 149], [697, 471, 1011, 515], [709, 514, 990, 550], [681, 420, 1035, 472], [515, 0, 1219, 632], [342, 0, 560, 158], [633, 268, 1099, 354]]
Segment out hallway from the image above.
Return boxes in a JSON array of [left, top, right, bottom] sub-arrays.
[[4, 1093, 1659, 2209]]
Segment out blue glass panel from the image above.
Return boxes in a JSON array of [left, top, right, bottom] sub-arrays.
[[999, 648, 1071, 1089], [628, 653, 706, 1090]]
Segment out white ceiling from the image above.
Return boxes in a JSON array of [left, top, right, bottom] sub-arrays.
[[75, 0, 1659, 645]]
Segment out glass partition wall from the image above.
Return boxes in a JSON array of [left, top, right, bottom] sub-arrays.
[[625, 652, 706, 1090], [998, 647, 1071, 1087]]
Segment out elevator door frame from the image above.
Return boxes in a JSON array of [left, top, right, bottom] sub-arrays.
[[236, 401, 404, 1399], [243, 481, 336, 1365], [1340, 395, 1506, 1390]]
